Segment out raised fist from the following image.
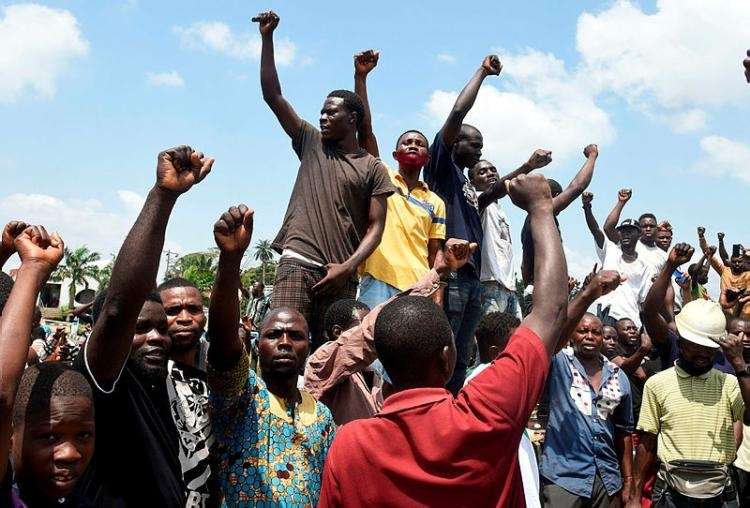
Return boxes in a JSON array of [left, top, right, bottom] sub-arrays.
[[668, 242, 694, 267], [253, 10, 279, 36], [14, 225, 64, 272], [354, 50, 379, 77], [583, 144, 598, 158], [745, 49, 750, 83], [718, 232, 725, 241], [481, 54, 502, 76], [706, 245, 717, 257], [697, 226, 706, 237], [587, 270, 625, 299], [156, 146, 213, 196], [505, 173, 552, 212], [213, 204, 254, 257], [1, 220, 28, 255], [582, 191, 594, 206], [527, 149, 552, 170], [617, 188, 632, 203]]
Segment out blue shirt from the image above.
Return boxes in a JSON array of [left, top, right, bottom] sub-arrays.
[[540, 350, 634, 498], [424, 131, 482, 272]]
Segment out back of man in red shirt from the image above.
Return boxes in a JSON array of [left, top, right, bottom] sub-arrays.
[[318, 172, 569, 507]]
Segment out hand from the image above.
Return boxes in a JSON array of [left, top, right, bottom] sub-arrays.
[[156, 146, 213, 196], [568, 277, 579, 293], [14, 225, 64, 272], [1, 220, 28, 255], [697, 226, 706, 238], [719, 333, 746, 370], [312, 263, 354, 296], [706, 245, 717, 257], [354, 49, 379, 77], [526, 149, 552, 169], [640, 331, 653, 351], [745, 49, 750, 83], [668, 242, 694, 268], [676, 273, 692, 290], [582, 263, 598, 289], [505, 173, 553, 212], [581, 191, 594, 207], [481, 54, 502, 76], [583, 144, 598, 158], [585, 270, 625, 299], [718, 232, 725, 241], [440, 239, 478, 273], [253, 10, 279, 36], [617, 188, 632, 203], [213, 205, 254, 258]]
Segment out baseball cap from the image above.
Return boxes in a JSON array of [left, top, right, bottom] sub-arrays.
[[675, 299, 727, 349], [616, 219, 641, 231]]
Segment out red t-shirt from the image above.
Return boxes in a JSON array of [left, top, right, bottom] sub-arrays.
[[318, 326, 549, 508]]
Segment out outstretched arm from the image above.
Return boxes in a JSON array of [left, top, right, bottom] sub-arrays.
[[581, 192, 605, 249], [477, 149, 552, 212], [86, 147, 213, 385], [718, 232, 730, 265], [505, 174, 568, 355], [353, 50, 380, 157], [440, 55, 501, 146], [0, 221, 28, 270], [208, 205, 254, 372], [698, 227, 725, 274], [254, 11, 303, 139], [603, 188, 631, 244], [552, 144, 598, 215], [0, 226, 63, 482]]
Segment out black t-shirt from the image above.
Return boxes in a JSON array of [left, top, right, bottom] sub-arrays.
[[72, 352, 185, 507]]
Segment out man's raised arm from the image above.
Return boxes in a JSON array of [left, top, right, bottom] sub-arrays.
[[353, 49, 380, 157], [207, 205, 254, 372], [477, 149, 552, 212], [86, 146, 213, 385], [439, 55, 501, 146], [718, 232, 730, 265], [254, 11, 303, 139], [0, 221, 28, 270], [603, 188, 631, 244], [505, 174, 568, 355], [582, 192, 605, 249], [552, 144, 598, 215]]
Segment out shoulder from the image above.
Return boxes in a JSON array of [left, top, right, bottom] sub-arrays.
[[645, 368, 675, 389]]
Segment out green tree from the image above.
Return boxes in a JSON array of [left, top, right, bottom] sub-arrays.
[[55, 246, 101, 308], [169, 252, 218, 298], [253, 239, 275, 285]]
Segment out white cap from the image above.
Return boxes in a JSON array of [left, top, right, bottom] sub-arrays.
[[675, 299, 727, 349]]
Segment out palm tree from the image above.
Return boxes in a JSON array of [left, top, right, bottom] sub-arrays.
[[55, 246, 101, 308], [254, 240, 275, 284]]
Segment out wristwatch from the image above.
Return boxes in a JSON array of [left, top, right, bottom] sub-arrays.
[[736, 364, 750, 378]]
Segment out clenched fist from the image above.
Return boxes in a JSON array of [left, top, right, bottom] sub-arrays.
[[253, 11, 279, 36], [505, 173, 553, 212], [481, 54, 502, 76], [527, 149, 553, 170], [213, 204, 254, 257], [14, 225, 64, 273], [355, 50, 379, 77], [156, 146, 213, 196]]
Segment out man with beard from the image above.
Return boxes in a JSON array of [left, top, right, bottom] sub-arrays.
[[73, 145, 214, 507], [158, 278, 208, 370], [206, 204, 334, 506], [627, 297, 750, 506]]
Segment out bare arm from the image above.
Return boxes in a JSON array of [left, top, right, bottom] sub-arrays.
[[616, 432, 634, 504], [718, 333, 750, 424], [427, 238, 442, 268], [478, 149, 551, 212], [0, 226, 63, 482], [582, 192, 605, 249], [353, 50, 379, 157], [718, 233, 730, 265], [552, 145, 598, 215], [505, 174, 568, 355], [255, 12, 303, 139], [87, 147, 213, 384], [208, 205, 254, 372], [616, 334, 652, 376], [440, 55, 501, 146], [603, 189, 631, 244], [628, 432, 658, 506]]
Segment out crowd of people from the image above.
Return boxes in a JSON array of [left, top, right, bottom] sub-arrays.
[[1, 11, 749, 508]]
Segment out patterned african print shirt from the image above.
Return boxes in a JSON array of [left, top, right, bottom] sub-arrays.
[[208, 351, 335, 507]]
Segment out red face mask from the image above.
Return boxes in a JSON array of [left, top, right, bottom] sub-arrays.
[[394, 150, 429, 168]]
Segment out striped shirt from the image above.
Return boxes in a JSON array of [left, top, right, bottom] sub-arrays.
[[638, 365, 744, 464]]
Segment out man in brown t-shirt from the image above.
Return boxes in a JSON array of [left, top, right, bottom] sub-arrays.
[[255, 11, 395, 345]]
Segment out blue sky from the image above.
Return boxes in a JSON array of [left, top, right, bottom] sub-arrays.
[[1, 0, 748, 290]]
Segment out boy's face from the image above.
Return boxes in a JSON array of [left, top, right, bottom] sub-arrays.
[[12, 395, 95, 502]]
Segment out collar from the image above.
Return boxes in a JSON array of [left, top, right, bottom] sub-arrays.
[[267, 387, 319, 426], [674, 363, 712, 380], [377, 387, 450, 417], [564, 350, 620, 380], [393, 171, 429, 192]]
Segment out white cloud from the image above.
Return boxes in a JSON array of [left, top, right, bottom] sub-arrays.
[[173, 21, 300, 66], [146, 70, 185, 88], [577, 0, 750, 130], [425, 49, 614, 170], [691, 135, 750, 185], [436, 52, 456, 64], [0, 3, 88, 103], [116, 190, 145, 214]]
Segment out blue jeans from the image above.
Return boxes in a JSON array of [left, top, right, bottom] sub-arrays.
[[481, 281, 519, 317], [445, 267, 483, 395], [358, 274, 401, 309]]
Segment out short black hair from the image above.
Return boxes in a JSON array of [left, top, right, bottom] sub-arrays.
[[474, 312, 520, 361], [0, 271, 14, 315], [547, 179, 563, 197], [468, 160, 494, 181], [455, 124, 481, 143], [395, 130, 429, 149], [639, 213, 657, 223], [374, 296, 452, 386], [157, 277, 198, 292], [92, 287, 161, 325], [13, 362, 93, 426], [324, 299, 370, 339], [327, 90, 365, 128]]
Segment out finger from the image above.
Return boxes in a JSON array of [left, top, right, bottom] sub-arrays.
[[197, 158, 214, 182], [28, 225, 42, 245], [37, 225, 50, 246], [242, 208, 255, 231], [220, 211, 235, 230], [49, 232, 64, 250], [214, 219, 230, 235], [229, 206, 242, 223]]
